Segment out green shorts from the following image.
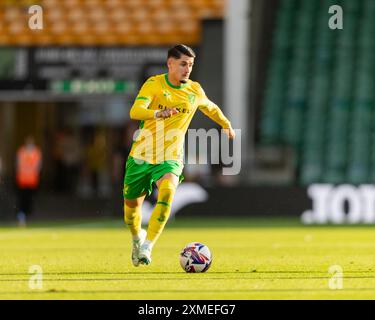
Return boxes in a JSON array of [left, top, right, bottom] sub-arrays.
[[123, 156, 184, 199]]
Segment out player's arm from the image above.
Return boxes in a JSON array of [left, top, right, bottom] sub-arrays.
[[130, 78, 179, 120], [198, 89, 235, 139], [129, 78, 158, 120]]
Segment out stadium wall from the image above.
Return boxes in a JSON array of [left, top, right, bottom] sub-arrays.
[[3, 184, 375, 225], [178, 184, 375, 225]]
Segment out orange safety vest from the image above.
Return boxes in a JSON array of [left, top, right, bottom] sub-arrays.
[[16, 146, 42, 189]]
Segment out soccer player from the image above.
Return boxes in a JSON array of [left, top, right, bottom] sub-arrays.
[[124, 44, 235, 266]]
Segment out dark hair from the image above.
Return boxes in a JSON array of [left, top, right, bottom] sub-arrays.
[[167, 44, 196, 59]]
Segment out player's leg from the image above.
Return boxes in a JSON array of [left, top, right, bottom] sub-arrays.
[[124, 195, 146, 238], [139, 173, 178, 265], [124, 194, 147, 267], [123, 156, 154, 266], [147, 173, 178, 243]]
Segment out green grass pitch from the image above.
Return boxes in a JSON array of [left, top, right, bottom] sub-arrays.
[[0, 217, 374, 300]]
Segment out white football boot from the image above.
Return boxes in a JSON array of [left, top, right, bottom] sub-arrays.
[[138, 242, 153, 265], [132, 229, 147, 267]]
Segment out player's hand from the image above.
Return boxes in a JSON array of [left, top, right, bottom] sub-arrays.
[[156, 108, 179, 119], [223, 127, 235, 140]]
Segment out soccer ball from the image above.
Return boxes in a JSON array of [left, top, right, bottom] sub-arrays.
[[179, 242, 212, 273]]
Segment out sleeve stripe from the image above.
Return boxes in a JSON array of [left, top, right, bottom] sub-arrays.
[[136, 96, 150, 101]]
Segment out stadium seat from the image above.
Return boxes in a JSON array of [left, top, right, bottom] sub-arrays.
[[346, 0, 375, 183], [260, 0, 297, 145], [282, 0, 317, 163], [323, 1, 362, 183], [300, 1, 337, 184]]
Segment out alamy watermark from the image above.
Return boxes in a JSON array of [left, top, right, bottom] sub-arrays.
[[28, 5, 43, 30], [328, 265, 344, 290], [329, 5, 343, 30], [28, 265, 43, 290], [132, 123, 241, 175]]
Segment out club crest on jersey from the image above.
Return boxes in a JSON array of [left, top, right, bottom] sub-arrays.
[[163, 91, 172, 99], [188, 93, 196, 105]]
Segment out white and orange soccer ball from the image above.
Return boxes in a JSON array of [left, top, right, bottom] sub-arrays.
[[179, 242, 212, 273]]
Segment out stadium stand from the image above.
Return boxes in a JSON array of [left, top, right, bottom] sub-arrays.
[[260, 0, 375, 185], [0, 0, 225, 45]]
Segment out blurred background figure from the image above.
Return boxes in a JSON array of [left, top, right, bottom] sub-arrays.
[[85, 132, 108, 198], [52, 130, 66, 193], [15, 136, 42, 227], [53, 129, 82, 194]]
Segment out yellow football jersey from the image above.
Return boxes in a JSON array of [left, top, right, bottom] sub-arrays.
[[129, 73, 231, 164]]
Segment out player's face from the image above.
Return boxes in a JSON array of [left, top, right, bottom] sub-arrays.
[[168, 55, 194, 84]]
